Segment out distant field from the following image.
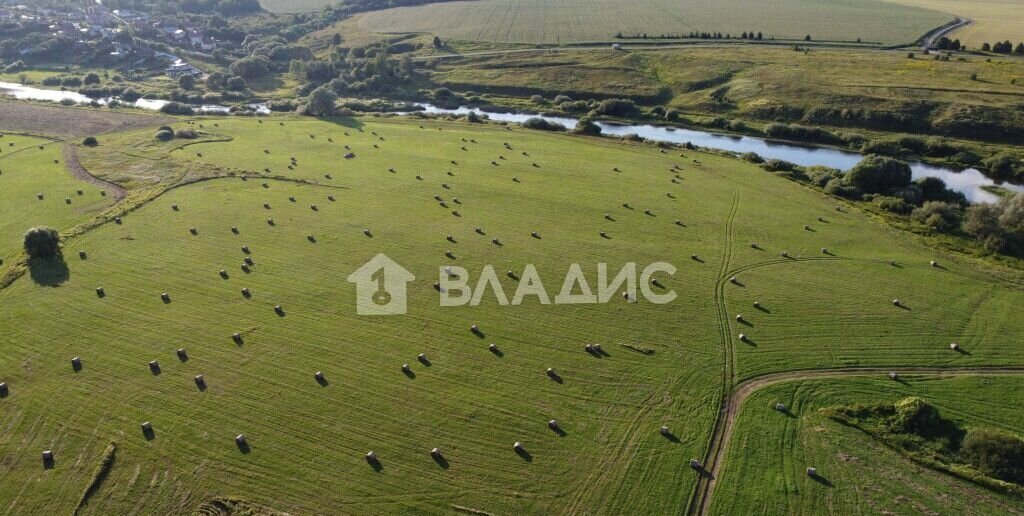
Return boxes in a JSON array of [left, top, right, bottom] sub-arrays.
[[711, 375, 1024, 514], [884, 0, 1024, 48], [356, 0, 953, 45], [258, 0, 338, 13]]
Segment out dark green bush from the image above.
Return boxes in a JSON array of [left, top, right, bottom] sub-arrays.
[[522, 117, 567, 132], [846, 155, 912, 194], [960, 428, 1024, 484], [911, 201, 962, 233]]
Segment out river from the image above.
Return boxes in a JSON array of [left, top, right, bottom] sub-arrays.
[[416, 104, 1022, 203], [0, 81, 1015, 203]]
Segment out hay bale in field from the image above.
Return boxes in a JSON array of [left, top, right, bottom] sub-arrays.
[[232, 333, 243, 344], [585, 344, 594, 353], [37, 193, 43, 200], [512, 177, 521, 183], [263, 203, 271, 209], [366, 451, 378, 463], [363, 229, 372, 237], [452, 197, 461, 204], [79, 251, 87, 260], [475, 228, 485, 235], [328, 195, 336, 201], [236, 434, 247, 447], [600, 231, 609, 238], [325, 174, 332, 179], [950, 342, 960, 351], [690, 459, 702, 469], [660, 426, 671, 436], [241, 288, 251, 298], [244, 257, 254, 266], [262, 183, 269, 189], [892, 299, 900, 307], [753, 301, 761, 309], [190, 228, 198, 235], [445, 250, 455, 259], [388, 168, 395, 173], [0, 382, 7, 397], [447, 235, 456, 243], [730, 276, 738, 284], [807, 467, 817, 477], [289, 196, 296, 202], [71, 357, 82, 371], [735, 314, 743, 322], [418, 353, 429, 365], [489, 343, 500, 354], [738, 333, 747, 342], [804, 225, 811, 231], [42, 450, 54, 468], [307, 235, 316, 243], [177, 348, 188, 361], [65, 198, 71, 205], [96, 287, 105, 297], [780, 251, 788, 258], [513, 442, 524, 453], [241, 263, 251, 273], [888, 371, 898, 380], [930, 260, 938, 267], [821, 248, 829, 254], [311, 205, 318, 211], [452, 210, 460, 217], [232, 227, 239, 234], [141, 421, 153, 434], [531, 231, 540, 239], [149, 360, 161, 374], [195, 375, 206, 388], [593, 344, 603, 354], [160, 292, 170, 302], [274, 305, 285, 316], [267, 219, 274, 226], [172, 204, 179, 211], [430, 447, 442, 459], [889, 260, 897, 266], [492, 238, 501, 245], [315, 371, 325, 383], [401, 363, 411, 374], [775, 403, 786, 412], [114, 217, 122, 225], [77, 189, 83, 196]]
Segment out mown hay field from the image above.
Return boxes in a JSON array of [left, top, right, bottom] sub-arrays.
[[355, 0, 953, 45], [0, 135, 112, 262], [711, 375, 1024, 514], [0, 115, 1022, 513]]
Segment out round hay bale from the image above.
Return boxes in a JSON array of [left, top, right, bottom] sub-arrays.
[[96, 287, 105, 297], [37, 193, 43, 200], [160, 292, 170, 302], [219, 270, 228, 279], [593, 344, 602, 353], [489, 343, 500, 354], [930, 260, 938, 267], [821, 248, 829, 254], [71, 357, 82, 370], [141, 421, 153, 433], [889, 371, 898, 380], [780, 251, 788, 258], [584, 344, 594, 353], [244, 257, 254, 266], [289, 196, 296, 202], [267, 219, 275, 226], [729, 276, 738, 284], [328, 195, 336, 202], [690, 459, 702, 469], [950, 342, 960, 351], [236, 434, 247, 446], [513, 442, 524, 452], [114, 217, 122, 225], [241, 288, 251, 297], [263, 203, 271, 209], [401, 364, 411, 374], [804, 225, 811, 230], [774, 403, 786, 411], [735, 314, 743, 322], [476, 228, 485, 235], [79, 251, 87, 260], [738, 333, 747, 342], [189, 228, 198, 235], [171, 204, 179, 211], [807, 467, 817, 477], [177, 348, 188, 361], [471, 324, 480, 334], [310, 205, 318, 211], [363, 229, 372, 237], [274, 305, 284, 315], [315, 371, 325, 382], [892, 299, 901, 307], [65, 198, 71, 205], [431, 447, 442, 458], [195, 375, 205, 387], [753, 301, 760, 309], [149, 360, 160, 373], [660, 426, 670, 436], [241, 264, 250, 273], [548, 420, 560, 431], [0, 383, 7, 397], [232, 227, 239, 234], [232, 333, 242, 343]]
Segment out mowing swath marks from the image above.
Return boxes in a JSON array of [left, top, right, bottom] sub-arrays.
[[1, 116, 1022, 514], [356, 0, 953, 45]]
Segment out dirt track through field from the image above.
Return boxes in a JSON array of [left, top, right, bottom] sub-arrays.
[[61, 144, 127, 201], [688, 366, 1024, 515]]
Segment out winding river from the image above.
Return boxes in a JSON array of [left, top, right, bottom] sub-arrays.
[[1, 81, 1017, 203]]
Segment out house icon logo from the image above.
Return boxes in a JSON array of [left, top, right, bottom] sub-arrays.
[[347, 253, 415, 316]]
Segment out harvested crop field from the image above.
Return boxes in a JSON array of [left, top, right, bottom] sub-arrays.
[[356, 0, 953, 45], [0, 101, 171, 138]]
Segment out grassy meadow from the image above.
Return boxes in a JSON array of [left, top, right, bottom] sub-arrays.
[[0, 114, 1022, 513], [710, 375, 1024, 514], [430, 45, 1024, 139], [355, 0, 952, 45], [0, 135, 112, 263]]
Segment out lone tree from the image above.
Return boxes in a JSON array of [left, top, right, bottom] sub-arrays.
[[302, 85, 337, 116], [24, 227, 61, 260]]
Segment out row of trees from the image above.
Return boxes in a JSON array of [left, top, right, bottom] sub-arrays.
[[982, 41, 1024, 54]]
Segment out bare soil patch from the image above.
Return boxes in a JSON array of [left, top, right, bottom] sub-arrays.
[[0, 101, 171, 137]]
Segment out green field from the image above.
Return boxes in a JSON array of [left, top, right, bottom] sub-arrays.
[[355, 0, 952, 45], [0, 112, 1022, 513], [0, 135, 112, 263], [711, 375, 1024, 514]]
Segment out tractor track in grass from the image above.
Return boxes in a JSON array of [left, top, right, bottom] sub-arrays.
[[62, 144, 128, 201], [690, 366, 1024, 515]]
